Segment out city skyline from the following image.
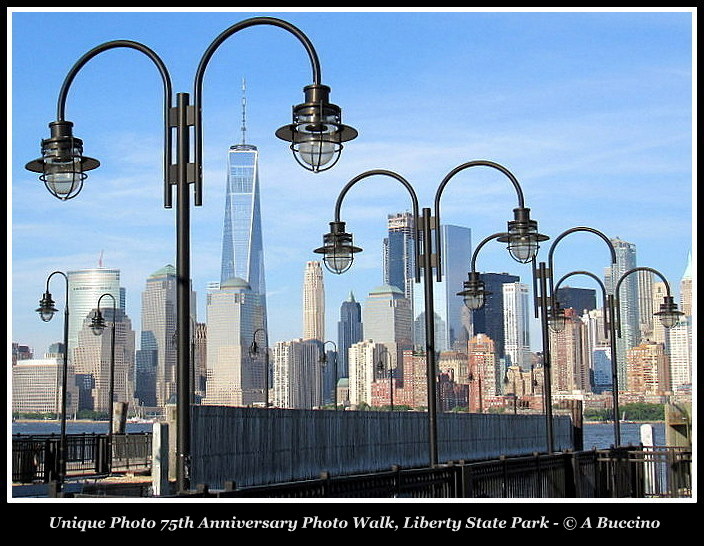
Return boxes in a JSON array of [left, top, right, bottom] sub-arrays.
[[10, 9, 694, 359]]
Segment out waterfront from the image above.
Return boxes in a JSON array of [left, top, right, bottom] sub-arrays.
[[12, 419, 666, 449]]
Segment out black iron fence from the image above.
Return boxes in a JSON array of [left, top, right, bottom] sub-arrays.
[[175, 446, 691, 499], [12, 433, 152, 483]]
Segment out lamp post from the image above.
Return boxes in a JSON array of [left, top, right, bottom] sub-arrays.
[[319, 340, 339, 410], [553, 270, 620, 444], [90, 294, 117, 451], [36, 271, 70, 491], [249, 328, 270, 408], [314, 161, 545, 467], [529, 226, 618, 454], [376, 346, 394, 410], [26, 17, 357, 493]]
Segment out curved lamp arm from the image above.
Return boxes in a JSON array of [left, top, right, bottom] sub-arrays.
[[554, 270, 610, 339], [434, 160, 533, 282], [193, 16, 323, 203], [331, 169, 421, 281], [320, 340, 338, 365], [615, 266, 681, 334], [249, 327, 268, 356], [92, 292, 117, 331], [55, 40, 173, 207], [470, 232, 509, 273], [547, 226, 617, 298], [45, 270, 69, 294], [37, 271, 69, 322]]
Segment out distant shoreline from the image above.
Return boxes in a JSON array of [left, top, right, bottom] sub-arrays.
[[583, 420, 665, 425]]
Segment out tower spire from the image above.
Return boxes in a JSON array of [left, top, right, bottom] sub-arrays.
[[241, 77, 247, 145]]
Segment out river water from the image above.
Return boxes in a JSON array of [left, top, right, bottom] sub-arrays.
[[12, 420, 666, 449]]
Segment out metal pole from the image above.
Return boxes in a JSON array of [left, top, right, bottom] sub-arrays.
[[390, 357, 394, 411], [334, 353, 338, 411], [59, 300, 69, 490], [175, 92, 192, 493], [108, 312, 116, 471], [607, 294, 621, 445], [537, 261, 554, 453], [421, 207, 438, 466], [265, 350, 269, 408]]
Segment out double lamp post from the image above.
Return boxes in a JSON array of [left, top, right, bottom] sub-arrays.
[[314, 160, 547, 467], [27, 16, 357, 493]]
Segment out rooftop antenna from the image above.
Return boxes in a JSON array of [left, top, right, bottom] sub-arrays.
[[241, 77, 247, 145]]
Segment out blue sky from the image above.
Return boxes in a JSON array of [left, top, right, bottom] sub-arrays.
[[10, 9, 694, 356]]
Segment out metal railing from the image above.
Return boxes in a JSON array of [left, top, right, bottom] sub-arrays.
[[12, 433, 152, 483], [175, 446, 692, 499]]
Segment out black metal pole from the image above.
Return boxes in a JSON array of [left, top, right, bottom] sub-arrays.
[[421, 207, 439, 466], [607, 294, 621, 445], [390, 359, 394, 411], [60, 294, 69, 490], [175, 91, 192, 493], [536, 261, 555, 453], [96, 293, 117, 472], [334, 353, 338, 411], [265, 350, 270, 408], [108, 310, 116, 471]]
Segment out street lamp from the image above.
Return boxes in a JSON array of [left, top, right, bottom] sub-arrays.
[[315, 161, 545, 467], [615, 267, 684, 332], [26, 17, 356, 493], [89, 294, 117, 458], [249, 328, 270, 408], [456, 232, 507, 310], [36, 271, 69, 491], [319, 340, 339, 410], [547, 299, 569, 334], [533, 226, 618, 454]]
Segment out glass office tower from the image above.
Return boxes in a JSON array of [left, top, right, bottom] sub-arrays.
[[412, 224, 472, 352], [220, 142, 268, 342]]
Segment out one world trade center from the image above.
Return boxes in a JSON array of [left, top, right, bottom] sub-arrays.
[[219, 81, 268, 339]]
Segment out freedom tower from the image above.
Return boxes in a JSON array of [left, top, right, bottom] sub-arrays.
[[220, 80, 268, 334]]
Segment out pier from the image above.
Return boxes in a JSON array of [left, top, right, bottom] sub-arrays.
[[11, 406, 691, 499]]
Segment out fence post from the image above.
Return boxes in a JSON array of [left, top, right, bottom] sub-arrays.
[[563, 451, 577, 497], [533, 452, 542, 498], [95, 435, 109, 475], [320, 471, 330, 497], [152, 422, 170, 497]]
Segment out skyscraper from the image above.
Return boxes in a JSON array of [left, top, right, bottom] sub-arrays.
[[680, 250, 692, 316], [271, 338, 322, 409], [412, 224, 472, 352], [73, 307, 136, 413], [219, 82, 268, 348], [337, 292, 363, 378], [383, 212, 416, 303], [138, 265, 177, 408], [472, 272, 520, 362], [604, 237, 639, 390], [67, 266, 122, 361], [204, 277, 264, 406], [502, 282, 531, 370], [555, 286, 597, 315], [347, 340, 385, 407], [468, 333, 499, 411], [303, 261, 325, 342]]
